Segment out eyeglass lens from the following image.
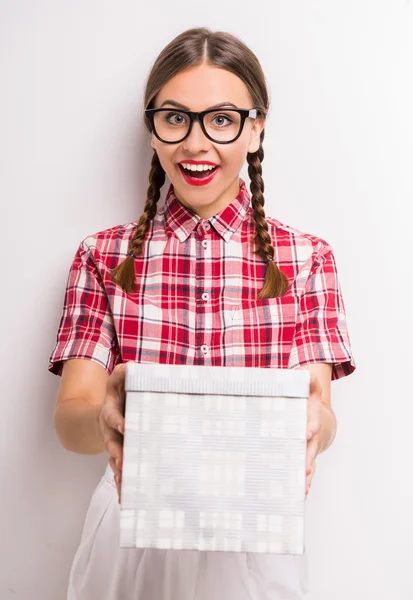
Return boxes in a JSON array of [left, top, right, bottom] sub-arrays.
[[153, 110, 242, 143]]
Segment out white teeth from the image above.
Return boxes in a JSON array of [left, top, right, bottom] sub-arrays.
[[180, 163, 217, 172]]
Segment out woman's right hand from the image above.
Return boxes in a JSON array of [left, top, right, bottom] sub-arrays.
[[96, 362, 128, 503]]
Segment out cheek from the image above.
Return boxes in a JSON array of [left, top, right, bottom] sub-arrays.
[[220, 143, 249, 171], [153, 146, 176, 176]]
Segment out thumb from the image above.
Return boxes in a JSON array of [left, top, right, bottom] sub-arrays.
[[106, 362, 127, 395], [104, 363, 129, 432], [309, 372, 322, 400]]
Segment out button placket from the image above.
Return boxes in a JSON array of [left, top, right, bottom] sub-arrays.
[[196, 220, 212, 360]]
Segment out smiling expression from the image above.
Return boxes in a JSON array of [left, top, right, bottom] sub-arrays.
[[150, 63, 265, 219]]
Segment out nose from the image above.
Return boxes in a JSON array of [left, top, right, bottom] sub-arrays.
[[181, 118, 211, 154]]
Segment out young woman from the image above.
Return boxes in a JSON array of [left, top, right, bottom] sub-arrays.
[[49, 27, 356, 600]]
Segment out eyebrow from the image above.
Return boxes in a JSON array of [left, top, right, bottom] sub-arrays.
[[159, 100, 240, 111]]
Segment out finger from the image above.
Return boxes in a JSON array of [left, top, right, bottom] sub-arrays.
[[305, 446, 317, 479], [306, 454, 314, 477], [306, 454, 316, 475], [306, 467, 315, 494], [105, 426, 123, 448], [106, 437, 124, 465], [307, 400, 322, 439], [115, 474, 122, 504], [106, 363, 127, 395], [306, 438, 317, 465], [306, 452, 316, 483], [306, 467, 315, 486], [103, 363, 129, 432], [102, 401, 125, 435], [306, 434, 321, 459], [109, 455, 122, 479]]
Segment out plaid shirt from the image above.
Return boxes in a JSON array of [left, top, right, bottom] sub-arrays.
[[48, 178, 356, 381]]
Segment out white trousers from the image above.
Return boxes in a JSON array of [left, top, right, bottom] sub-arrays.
[[67, 463, 310, 600]]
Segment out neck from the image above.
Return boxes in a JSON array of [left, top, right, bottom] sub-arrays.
[[175, 177, 241, 219]]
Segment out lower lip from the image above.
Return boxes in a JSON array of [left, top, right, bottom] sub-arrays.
[[178, 164, 220, 186]]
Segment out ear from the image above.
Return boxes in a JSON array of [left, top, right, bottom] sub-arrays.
[[247, 115, 265, 154]]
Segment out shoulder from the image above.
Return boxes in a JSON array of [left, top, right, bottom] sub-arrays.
[[261, 211, 335, 264], [81, 220, 138, 251], [74, 220, 139, 268]]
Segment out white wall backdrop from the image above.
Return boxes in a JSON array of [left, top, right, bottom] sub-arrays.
[[1, 1, 412, 598]]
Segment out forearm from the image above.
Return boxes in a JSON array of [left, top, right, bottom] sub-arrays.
[[318, 403, 337, 453], [54, 399, 105, 455]]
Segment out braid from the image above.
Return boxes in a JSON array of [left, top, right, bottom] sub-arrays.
[[110, 150, 166, 293], [247, 132, 289, 299]]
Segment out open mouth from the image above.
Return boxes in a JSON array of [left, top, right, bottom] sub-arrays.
[[178, 164, 219, 179]]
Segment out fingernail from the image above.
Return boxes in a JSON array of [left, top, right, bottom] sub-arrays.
[[307, 431, 313, 440], [118, 424, 124, 434]]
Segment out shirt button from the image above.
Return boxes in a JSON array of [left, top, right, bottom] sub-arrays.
[[201, 240, 209, 249], [201, 292, 210, 301], [202, 222, 211, 231], [200, 344, 209, 354]]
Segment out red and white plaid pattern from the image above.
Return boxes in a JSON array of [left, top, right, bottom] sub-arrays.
[[48, 178, 356, 380]]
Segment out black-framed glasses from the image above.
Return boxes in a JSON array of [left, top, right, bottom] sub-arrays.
[[144, 107, 259, 144]]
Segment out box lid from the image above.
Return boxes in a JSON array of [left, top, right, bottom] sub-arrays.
[[125, 363, 310, 398]]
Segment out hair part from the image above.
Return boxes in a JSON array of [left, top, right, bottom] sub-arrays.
[[111, 27, 289, 298]]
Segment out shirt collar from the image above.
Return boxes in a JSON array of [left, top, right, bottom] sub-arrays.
[[162, 178, 251, 243]]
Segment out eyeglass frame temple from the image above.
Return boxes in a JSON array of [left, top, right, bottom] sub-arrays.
[[144, 107, 259, 144]]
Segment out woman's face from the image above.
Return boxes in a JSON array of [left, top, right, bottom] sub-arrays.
[[150, 63, 265, 218]]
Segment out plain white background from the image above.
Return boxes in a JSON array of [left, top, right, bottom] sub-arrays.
[[1, 1, 412, 598]]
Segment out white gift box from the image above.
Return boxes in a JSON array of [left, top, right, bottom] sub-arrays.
[[120, 363, 310, 554]]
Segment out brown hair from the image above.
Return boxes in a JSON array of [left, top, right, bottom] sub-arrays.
[[111, 27, 289, 299]]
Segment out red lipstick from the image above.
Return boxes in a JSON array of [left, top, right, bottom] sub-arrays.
[[179, 160, 219, 166], [178, 163, 220, 187]]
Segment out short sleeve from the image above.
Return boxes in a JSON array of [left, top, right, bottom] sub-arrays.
[[48, 241, 122, 377], [288, 246, 356, 380]]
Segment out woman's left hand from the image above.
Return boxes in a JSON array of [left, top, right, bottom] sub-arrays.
[[305, 373, 324, 497]]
